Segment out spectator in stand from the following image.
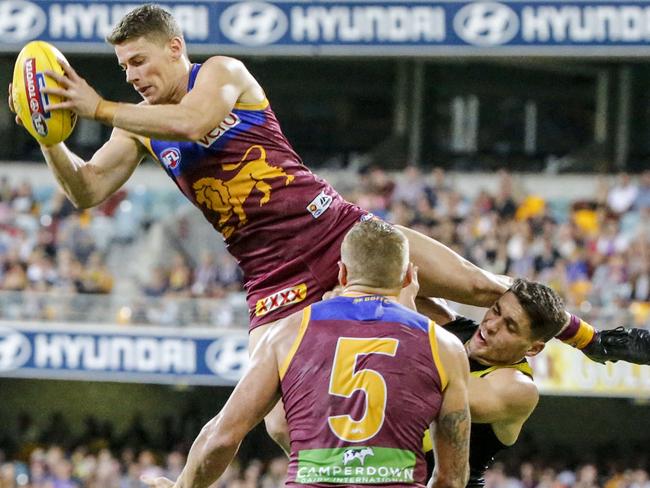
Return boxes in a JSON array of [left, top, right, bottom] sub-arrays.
[[167, 253, 193, 296], [608, 173, 639, 215], [142, 267, 168, 297], [635, 171, 650, 212], [424, 167, 452, 209], [191, 251, 219, 297], [494, 170, 519, 220], [392, 165, 427, 207], [214, 253, 243, 294], [78, 251, 114, 294], [575, 464, 600, 488], [260, 457, 288, 488]]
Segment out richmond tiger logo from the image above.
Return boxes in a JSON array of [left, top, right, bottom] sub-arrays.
[[193, 145, 294, 238]]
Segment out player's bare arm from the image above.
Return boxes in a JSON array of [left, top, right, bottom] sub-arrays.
[[467, 367, 539, 445], [8, 81, 145, 209], [44, 53, 262, 142], [152, 314, 300, 488], [167, 333, 281, 488], [429, 327, 470, 488], [42, 129, 146, 208]]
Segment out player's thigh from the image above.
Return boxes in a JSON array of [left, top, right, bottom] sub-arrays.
[[248, 319, 281, 355], [396, 224, 461, 297]]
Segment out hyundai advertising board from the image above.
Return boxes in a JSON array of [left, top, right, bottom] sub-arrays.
[[0, 321, 249, 386], [1, 1, 650, 56]]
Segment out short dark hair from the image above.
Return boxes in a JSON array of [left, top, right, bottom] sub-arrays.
[[106, 4, 182, 45], [509, 278, 565, 342]]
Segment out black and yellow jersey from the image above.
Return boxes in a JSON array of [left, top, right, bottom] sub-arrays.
[[425, 316, 533, 488]]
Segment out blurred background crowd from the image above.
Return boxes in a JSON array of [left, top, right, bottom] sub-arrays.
[[1, 445, 649, 488], [2, 166, 649, 329], [0, 405, 648, 488]]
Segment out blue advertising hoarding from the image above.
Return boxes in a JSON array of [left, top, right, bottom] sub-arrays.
[[1, 0, 650, 56], [0, 321, 249, 386]]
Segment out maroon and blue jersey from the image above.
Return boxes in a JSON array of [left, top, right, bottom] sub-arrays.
[[144, 63, 367, 329], [279, 295, 448, 487]]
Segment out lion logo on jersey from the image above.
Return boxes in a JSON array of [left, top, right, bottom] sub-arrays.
[[342, 447, 375, 466], [193, 144, 294, 238]]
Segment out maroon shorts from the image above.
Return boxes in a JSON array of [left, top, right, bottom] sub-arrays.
[[246, 203, 369, 331]]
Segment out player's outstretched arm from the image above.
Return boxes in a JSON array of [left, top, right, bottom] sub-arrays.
[[428, 328, 470, 488], [45, 56, 260, 142], [40, 128, 145, 208], [169, 325, 284, 488], [8, 81, 145, 209], [397, 225, 511, 307]]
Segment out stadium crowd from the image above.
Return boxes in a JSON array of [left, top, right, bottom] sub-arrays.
[[0, 175, 243, 300], [2, 166, 650, 483], [1, 445, 649, 488], [0, 446, 288, 488], [0, 407, 648, 486], [1, 168, 649, 327], [348, 167, 650, 327]]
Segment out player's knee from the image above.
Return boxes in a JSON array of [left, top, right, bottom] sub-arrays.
[[264, 415, 290, 454]]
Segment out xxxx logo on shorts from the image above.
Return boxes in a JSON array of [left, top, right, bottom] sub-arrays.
[[255, 283, 307, 317], [193, 144, 294, 239]]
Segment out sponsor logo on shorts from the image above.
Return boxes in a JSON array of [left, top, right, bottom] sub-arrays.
[[296, 446, 415, 484], [306, 191, 332, 219], [255, 283, 307, 317], [360, 213, 375, 222], [160, 147, 181, 169]]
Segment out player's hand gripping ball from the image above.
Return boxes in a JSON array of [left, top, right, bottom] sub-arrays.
[[12, 41, 77, 145]]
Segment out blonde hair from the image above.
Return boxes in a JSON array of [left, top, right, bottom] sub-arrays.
[[340, 220, 409, 289]]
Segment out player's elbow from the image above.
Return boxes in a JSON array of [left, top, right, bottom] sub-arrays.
[[201, 419, 240, 455], [67, 191, 101, 210], [169, 112, 213, 142], [164, 120, 200, 142], [177, 124, 206, 142]]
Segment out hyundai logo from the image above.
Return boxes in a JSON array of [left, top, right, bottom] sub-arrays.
[[454, 2, 519, 46], [0, 327, 31, 372], [220, 1, 288, 46], [205, 338, 249, 382], [0, 0, 46, 43]]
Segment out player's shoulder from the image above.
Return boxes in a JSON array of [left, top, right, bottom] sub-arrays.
[[202, 55, 248, 74], [487, 366, 539, 415], [433, 322, 466, 356], [432, 322, 470, 381]]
